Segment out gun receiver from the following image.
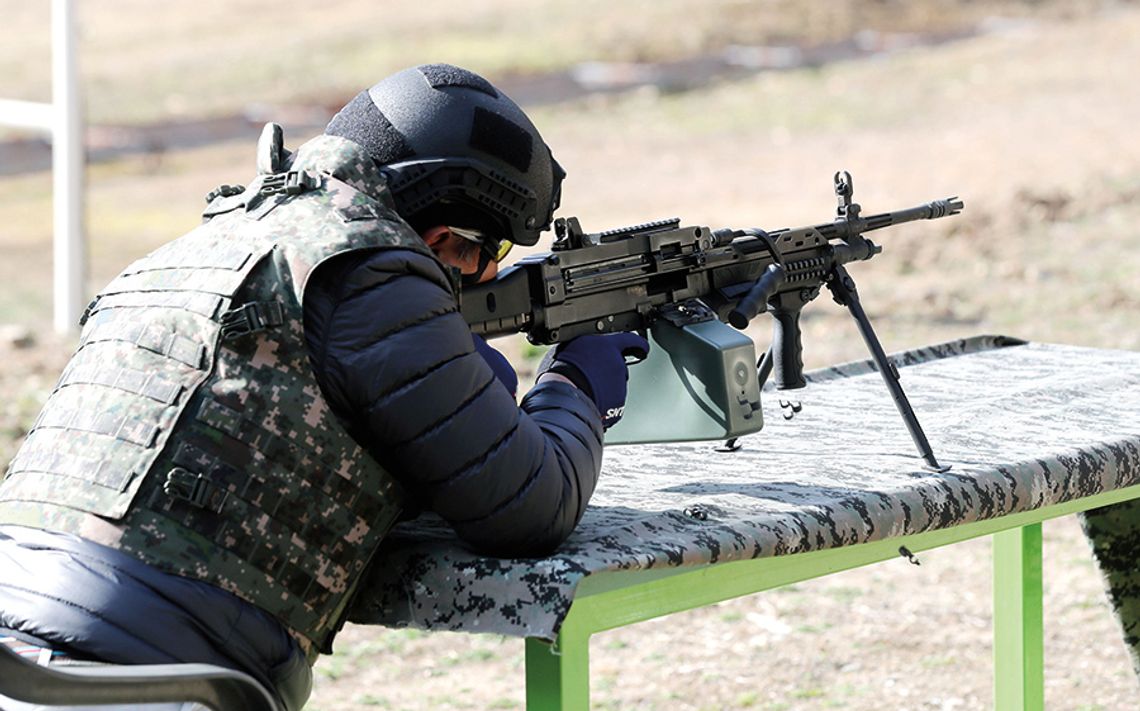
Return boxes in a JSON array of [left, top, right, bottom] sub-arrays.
[[461, 171, 962, 467]]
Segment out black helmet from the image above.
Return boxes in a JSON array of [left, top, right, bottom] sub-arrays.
[[325, 63, 564, 248]]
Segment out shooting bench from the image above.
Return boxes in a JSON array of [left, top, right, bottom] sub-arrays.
[[1, 335, 1137, 710], [351, 335, 1140, 711]]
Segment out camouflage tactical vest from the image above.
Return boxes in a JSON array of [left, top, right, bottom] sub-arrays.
[[0, 133, 435, 657]]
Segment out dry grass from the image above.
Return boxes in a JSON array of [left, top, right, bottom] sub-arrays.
[[0, 0, 1122, 124]]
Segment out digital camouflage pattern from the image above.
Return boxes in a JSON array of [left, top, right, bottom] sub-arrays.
[[0, 135, 434, 657], [351, 334, 1140, 669], [1080, 499, 1140, 676]]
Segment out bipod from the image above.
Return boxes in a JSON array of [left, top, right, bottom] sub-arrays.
[[718, 170, 949, 470], [825, 264, 949, 472]]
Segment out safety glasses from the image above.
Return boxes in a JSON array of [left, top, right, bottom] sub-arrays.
[[449, 225, 514, 263]]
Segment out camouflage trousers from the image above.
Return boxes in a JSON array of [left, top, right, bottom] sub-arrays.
[[1081, 499, 1140, 676]]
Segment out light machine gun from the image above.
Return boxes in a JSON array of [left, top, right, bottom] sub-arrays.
[[462, 172, 962, 469]]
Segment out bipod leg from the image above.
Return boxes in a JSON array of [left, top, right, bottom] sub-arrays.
[[825, 265, 949, 472], [756, 343, 774, 390]]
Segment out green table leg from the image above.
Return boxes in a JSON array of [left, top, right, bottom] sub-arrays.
[[993, 523, 1044, 711], [514, 486, 1140, 710], [526, 625, 591, 711]]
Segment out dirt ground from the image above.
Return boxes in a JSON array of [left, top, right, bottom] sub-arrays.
[[2, 1, 1140, 709]]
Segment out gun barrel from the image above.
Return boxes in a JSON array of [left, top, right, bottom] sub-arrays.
[[863, 197, 963, 231], [765, 196, 964, 244]]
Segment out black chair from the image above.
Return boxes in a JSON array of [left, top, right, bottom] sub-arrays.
[[0, 642, 282, 710]]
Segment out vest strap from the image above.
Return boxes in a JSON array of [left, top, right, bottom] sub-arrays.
[[163, 467, 230, 514], [58, 364, 184, 405], [258, 170, 319, 198], [220, 301, 285, 340]]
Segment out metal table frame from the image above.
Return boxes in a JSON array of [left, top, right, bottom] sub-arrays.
[[524, 483, 1140, 710]]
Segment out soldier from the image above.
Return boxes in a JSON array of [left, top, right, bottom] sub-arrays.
[[0, 64, 647, 711]]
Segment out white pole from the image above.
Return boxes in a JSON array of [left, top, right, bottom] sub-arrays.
[[51, 0, 85, 335]]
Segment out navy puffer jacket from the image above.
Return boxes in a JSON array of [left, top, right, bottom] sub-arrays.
[[303, 246, 604, 556]]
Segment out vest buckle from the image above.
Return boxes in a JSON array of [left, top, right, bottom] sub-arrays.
[[220, 301, 285, 340], [259, 170, 317, 197], [163, 468, 228, 513]]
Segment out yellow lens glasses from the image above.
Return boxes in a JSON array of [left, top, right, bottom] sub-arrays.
[[493, 239, 514, 262], [449, 226, 514, 263]]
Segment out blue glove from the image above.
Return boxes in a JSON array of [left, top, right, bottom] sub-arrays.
[[473, 334, 518, 399], [538, 332, 650, 429]]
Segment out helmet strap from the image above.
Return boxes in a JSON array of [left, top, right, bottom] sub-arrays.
[[461, 250, 495, 287]]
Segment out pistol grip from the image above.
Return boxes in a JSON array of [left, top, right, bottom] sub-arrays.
[[770, 301, 806, 390]]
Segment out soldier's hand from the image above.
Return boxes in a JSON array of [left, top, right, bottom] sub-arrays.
[[537, 332, 649, 429]]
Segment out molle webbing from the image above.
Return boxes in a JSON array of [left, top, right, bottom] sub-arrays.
[[0, 147, 424, 650], [0, 240, 242, 517]]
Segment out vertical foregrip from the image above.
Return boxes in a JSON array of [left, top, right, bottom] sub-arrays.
[[770, 302, 806, 390]]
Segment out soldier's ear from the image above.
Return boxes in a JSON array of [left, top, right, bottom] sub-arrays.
[[420, 226, 452, 249]]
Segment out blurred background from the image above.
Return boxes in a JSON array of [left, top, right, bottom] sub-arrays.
[[1, 1, 1138, 708]]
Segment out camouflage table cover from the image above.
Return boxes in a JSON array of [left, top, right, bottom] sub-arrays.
[[350, 335, 1140, 642]]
